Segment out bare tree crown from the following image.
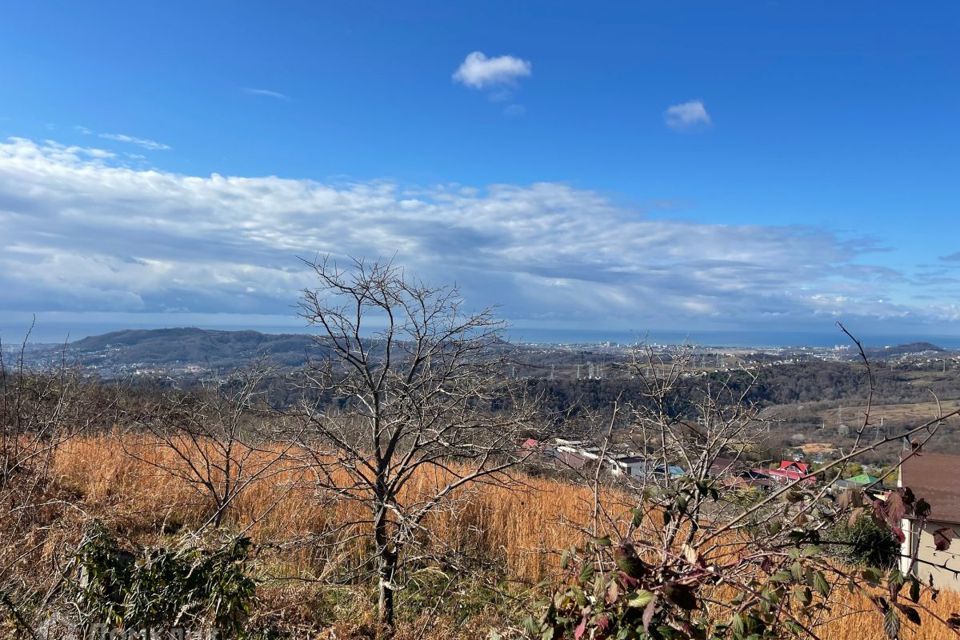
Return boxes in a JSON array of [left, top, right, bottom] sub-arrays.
[[296, 256, 536, 629]]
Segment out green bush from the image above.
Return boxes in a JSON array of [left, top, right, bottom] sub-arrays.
[[67, 521, 257, 638], [829, 514, 900, 569]]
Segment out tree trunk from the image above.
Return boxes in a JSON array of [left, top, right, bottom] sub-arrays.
[[377, 553, 396, 630], [374, 496, 396, 633]]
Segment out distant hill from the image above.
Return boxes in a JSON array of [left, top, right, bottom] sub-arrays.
[[13, 328, 953, 379], [864, 341, 945, 358], [65, 328, 323, 369]]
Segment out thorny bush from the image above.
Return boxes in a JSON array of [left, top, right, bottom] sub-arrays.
[[525, 478, 960, 640]]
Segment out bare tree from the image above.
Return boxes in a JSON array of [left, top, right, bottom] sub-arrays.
[[128, 363, 295, 530], [295, 257, 538, 630]]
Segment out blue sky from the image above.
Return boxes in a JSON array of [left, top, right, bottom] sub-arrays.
[[1, 2, 959, 343]]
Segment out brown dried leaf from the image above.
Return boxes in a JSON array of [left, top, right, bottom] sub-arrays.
[[934, 527, 954, 552]]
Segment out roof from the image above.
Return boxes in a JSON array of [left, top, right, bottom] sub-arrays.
[[847, 474, 881, 485], [553, 450, 591, 470], [900, 453, 960, 525], [739, 469, 778, 487], [710, 457, 743, 474], [779, 460, 810, 473], [765, 467, 816, 485]]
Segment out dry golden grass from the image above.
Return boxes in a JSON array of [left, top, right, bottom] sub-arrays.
[[817, 590, 960, 640], [52, 434, 632, 584], [48, 435, 960, 638]]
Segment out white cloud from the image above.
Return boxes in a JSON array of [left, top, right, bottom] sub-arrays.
[[453, 51, 532, 89], [664, 100, 712, 131], [97, 132, 171, 151], [242, 87, 291, 101], [0, 136, 937, 335], [75, 126, 170, 151]]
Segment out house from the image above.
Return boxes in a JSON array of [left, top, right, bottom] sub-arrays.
[[547, 438, 686, 479], [609, 455, 648, 477], [833, 473, 885, 492], [550, 438, 610, 471], [710, 456, 740, 476], [738, 469, 778, 490], [612, 456, 684, 479], [708, 457, 767, 490], [847, 473, 883, 487], [899, 453, 960, 590], [764, 460, 816, 485], [778, 460, 810, 474]]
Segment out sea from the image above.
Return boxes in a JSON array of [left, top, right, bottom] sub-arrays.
[[502, 328, 960, 350], [5, 317, 960, 351]]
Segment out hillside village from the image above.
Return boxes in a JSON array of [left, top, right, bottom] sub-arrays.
[[527, 433, 960, 592]]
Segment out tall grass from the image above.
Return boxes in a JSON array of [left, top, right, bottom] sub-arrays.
[[52, 434, 631, 584], [49, 435, 960, 638]]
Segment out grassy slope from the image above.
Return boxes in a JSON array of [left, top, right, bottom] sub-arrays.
[[34, 435, 960, 639]]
